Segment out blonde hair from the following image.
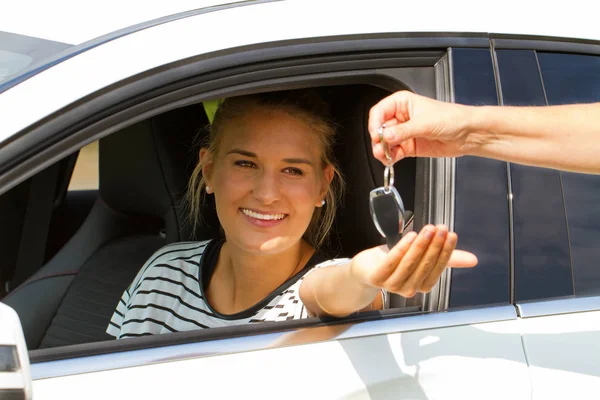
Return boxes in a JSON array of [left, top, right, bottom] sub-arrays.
[[186, 89, 345, 249]]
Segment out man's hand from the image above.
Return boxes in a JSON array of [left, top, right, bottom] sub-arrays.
[[368, 91, 485, 164]]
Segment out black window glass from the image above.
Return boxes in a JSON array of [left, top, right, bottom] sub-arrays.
[[450, 48, 510, 307], [497, 50, 573, 301], [538, 52, 600, 296]]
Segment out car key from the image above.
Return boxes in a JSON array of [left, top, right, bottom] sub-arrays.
[[369, 125, 406, 249]]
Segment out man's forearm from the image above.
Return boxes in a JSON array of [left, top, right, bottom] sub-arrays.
[[469, 103, 600, 174]]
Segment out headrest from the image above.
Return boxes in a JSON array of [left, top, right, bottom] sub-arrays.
[[99, 104, 218, 241], [324, 85, 416, 257]]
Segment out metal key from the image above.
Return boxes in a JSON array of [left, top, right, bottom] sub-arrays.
[[369, 125, 406, 249]]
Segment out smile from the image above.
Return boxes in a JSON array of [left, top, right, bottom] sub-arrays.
[[240, 208, 287, 221]]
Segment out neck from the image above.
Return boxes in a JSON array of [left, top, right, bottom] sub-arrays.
[[208, 240, 314, 314]]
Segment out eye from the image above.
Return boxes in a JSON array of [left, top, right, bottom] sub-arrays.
[[283, 167, 304, 176], [234, 160, 256, 169]]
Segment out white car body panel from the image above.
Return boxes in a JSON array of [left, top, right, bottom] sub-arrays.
[[1, 0, 598, 46], [521, 310, 600, 400], [0, 0, 246, 45], [1, 1, 599, 398], [32, 320, 530, 400], [0, 0, 599, 143]]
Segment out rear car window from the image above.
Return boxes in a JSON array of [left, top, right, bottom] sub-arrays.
[[0, 49, 33, 83], [538, 52, 600, 297]]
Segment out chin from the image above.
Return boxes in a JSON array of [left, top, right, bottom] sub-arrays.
[[239, 236, 298, 254]]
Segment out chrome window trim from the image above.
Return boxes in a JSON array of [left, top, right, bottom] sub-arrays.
[[31, 304, 516, 380], [424, 54, 454, 312], [492, 37, 600, 55], [516, 295, 600, 318]]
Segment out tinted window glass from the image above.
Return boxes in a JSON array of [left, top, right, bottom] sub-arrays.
[[0, 49, 33, 83], [450, 48, 510, 307], [0, 31, 71, 87], [538, 52, 600, 296], [497, 50, 573, 302]]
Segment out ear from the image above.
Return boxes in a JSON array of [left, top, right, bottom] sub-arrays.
[[316, 164, 335, 207], [199, 148, 214, 192]]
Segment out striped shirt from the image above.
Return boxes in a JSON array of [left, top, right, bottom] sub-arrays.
[[106, 239, 350, 339]]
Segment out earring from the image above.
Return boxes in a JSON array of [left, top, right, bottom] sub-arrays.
[[205, 186, 211, 193], [321, 200, 326, 206]]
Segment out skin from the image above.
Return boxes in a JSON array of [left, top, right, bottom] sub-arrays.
[[368, 90, 600, 175], [201, 105, 478, 318]]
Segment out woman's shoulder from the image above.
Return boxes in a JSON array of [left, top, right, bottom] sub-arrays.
[[144, 239, 213, 267]]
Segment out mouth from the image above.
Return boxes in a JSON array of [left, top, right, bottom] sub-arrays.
[[240, 208, 287, 221]]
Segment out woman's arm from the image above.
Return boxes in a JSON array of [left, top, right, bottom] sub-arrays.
[[299, 261, 382, 318], [300, 225, 478, 317]]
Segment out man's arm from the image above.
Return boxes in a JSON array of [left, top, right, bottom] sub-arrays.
[[368, 91, 600, 175]]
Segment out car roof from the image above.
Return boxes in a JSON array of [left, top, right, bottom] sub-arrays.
[[2, 0, 599, 46], [0, 0, 252, 45]]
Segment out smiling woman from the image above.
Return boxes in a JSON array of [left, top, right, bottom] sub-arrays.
[[106, 89, 477, 339]]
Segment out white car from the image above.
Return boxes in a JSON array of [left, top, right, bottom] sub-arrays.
[[1, 1, 600, 399]]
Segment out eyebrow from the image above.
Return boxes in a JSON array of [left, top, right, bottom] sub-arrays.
[[226, 148, 314, 167]]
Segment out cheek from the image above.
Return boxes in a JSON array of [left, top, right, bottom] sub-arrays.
[[212, 167, 251, 202], [283, 180, 321, 208]]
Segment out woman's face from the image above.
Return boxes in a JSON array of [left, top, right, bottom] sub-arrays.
[[201, 106, 333, 254]]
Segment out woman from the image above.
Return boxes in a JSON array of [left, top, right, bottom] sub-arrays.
[[107, 89, 477, 339]]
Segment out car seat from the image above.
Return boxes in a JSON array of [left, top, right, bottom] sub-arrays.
[[2, 103, 219, 349]]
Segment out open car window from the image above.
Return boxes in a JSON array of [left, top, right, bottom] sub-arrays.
[[0, 31, 487, 380]]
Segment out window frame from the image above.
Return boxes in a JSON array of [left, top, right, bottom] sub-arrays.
[[0, 37, 486, 376]]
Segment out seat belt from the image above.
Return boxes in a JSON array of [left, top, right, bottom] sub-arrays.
[[9, 165, 60, 290]]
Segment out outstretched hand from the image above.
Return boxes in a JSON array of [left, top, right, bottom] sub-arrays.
[[368, 91, 482, 165], [350, 225, 477, 298]]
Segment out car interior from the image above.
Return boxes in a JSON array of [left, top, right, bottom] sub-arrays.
[[0, 84, 418, 350]]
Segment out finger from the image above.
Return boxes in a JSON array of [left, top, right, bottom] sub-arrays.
[[370, 117, 400, 147], [369, 231, 418, 285], [382, 225, 436, 291], [420, 231, 458, 292], [397, 225, 448, 296], [371, 142, 386, 163], [368, 92, 411, 140], [368, 97, 399, 141], [447, 249, 478, 268], [372, 141, 410, 164], [382, 120, 423, 147]]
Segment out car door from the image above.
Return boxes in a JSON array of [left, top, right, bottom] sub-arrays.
[[0, 3, 531, 399], [494, 40, 600, 400]]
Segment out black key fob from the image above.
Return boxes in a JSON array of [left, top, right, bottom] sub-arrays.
[[369, 185, 406, 249]]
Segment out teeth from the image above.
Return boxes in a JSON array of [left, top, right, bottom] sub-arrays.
[[241, 208, 286, 221]]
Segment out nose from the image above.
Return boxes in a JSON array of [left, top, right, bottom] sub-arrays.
[[253, 169, 280, 204]]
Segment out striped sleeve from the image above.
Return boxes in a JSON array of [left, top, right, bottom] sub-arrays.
[[106, 288, 131, 338], [106, 241, 210, 339], [106, 256, 152, 338]]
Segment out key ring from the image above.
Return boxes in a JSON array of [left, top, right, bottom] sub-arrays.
[[378, 125, 394, 192], [384, 165, 394, 191], [377, 124, 393, 162]]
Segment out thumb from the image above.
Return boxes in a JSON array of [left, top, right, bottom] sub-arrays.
[[447, 250, 478, 268], [382, 118, 429, 147]]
